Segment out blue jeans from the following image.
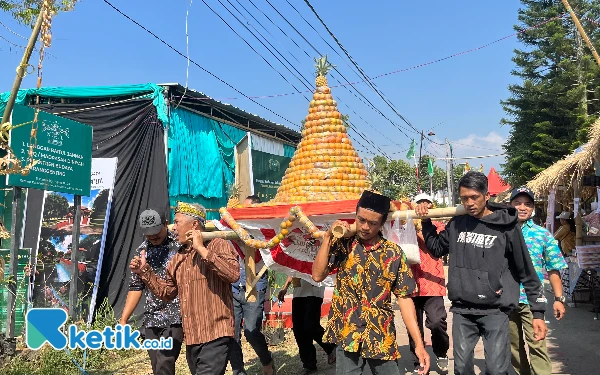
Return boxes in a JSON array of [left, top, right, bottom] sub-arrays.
[[229, 288, 272, 375]]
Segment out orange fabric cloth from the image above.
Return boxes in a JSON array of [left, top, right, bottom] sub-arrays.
[[411, 221, 447, 297]]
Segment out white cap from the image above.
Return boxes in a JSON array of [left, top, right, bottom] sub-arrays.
[[414, 193, 433, 204], [556, 211, 572, 220]]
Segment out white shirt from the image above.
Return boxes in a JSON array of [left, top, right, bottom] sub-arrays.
[[293, 279, 325, 298]]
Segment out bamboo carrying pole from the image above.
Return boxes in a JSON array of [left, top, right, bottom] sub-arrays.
[[332, 205, 467, 239], [561, 0, 600, 68]]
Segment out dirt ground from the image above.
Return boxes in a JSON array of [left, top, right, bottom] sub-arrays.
[[101, 290, 600, 375]]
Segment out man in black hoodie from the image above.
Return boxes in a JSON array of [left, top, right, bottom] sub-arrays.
[[415, 171, 547, 375]]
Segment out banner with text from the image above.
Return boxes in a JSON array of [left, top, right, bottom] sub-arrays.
[[8, 104, 92, 196], [31, 158, 118, 324]]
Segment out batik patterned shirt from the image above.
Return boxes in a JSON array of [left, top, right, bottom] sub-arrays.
[[519, 219, 567, 304], [323, 235, 417, 360], [129, 231, 181, 328]]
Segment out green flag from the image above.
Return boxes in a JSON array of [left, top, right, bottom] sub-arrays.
[[406, 139, 416, 159], [428, 158, 434, 177]]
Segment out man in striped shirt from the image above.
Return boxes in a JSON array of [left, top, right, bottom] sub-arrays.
[[130, 202, 240, 375]]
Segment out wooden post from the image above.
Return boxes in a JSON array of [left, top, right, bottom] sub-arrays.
[[561, 0, 600, 68], [573, 175, 583, 247], [4, 188, 22, 354], [69, 196, 82, 320], [243, 245, 257, 303]]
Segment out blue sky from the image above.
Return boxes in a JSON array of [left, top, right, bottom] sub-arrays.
[[45, 190, 100, 209], [0, 0, 527, 174]]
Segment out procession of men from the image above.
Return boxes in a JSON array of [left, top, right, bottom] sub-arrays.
[[117, 170, 571, 375]]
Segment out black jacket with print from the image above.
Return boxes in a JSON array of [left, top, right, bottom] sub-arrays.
[[422, 202, 545, 319]]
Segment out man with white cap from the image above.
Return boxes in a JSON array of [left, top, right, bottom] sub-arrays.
[[120, 208, 183, 375], [130, 202, 240, 375], [509, 187, 567, 375], [409, 193, 449, 374]]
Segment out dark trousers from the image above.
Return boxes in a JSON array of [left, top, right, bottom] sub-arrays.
[[408, 296, 449, 366], [186, 337, 233, 375], [453, 313, 510, 375], [229, 289, 272, 374], [145, 324, 184, 375], [335, 346, 400, 375], [292, 296, 336, 370]]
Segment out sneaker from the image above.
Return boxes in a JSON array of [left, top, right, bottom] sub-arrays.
[[437, 356, 449, 372], [413, 366, 428, 375], [302, 368, 317, 375]]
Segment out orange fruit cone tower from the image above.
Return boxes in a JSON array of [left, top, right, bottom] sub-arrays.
[[272, 56, 370, 204]]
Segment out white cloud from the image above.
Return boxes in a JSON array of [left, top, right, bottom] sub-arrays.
[[451, 132, 505, 151], [423, 131, 507, 173]]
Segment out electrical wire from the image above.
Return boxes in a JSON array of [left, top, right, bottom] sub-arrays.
[[226, 0, 396, 157], [262, 0, 416, 141], [0, 21, 27, 40], [254, 0, 411, 154], [102, 0, 299, 129], [302, 0, 421, 137], [200, 0, 311, 99], [449, 141, 503, 152]]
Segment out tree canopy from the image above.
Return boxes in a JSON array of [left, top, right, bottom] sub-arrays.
[[502, 0, 600, 186]]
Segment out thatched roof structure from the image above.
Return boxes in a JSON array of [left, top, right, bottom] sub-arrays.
[[527, 117, 600, 203]]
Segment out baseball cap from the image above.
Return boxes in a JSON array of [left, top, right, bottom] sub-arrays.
[[556, 211, 572, 220], [139, 209, 166, 235], [414, 193, 433, 204], [509, 186, 535, 203]]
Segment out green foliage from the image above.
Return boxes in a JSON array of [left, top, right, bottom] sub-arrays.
[[42, 193, 69, 222], [89, 190, 109, 225], [502, 0, 600, 186], [0, 298, 137, 375], [0, 0, 79, 26], [366, 155, 448, 200]]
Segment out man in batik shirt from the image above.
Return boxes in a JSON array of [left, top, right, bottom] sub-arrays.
[[312, 190, 430, 375], [120, 208, 183, 375], [509, 187, 567, 375]]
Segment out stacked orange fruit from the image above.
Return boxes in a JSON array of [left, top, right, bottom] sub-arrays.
[[272, 56, 370, 204]]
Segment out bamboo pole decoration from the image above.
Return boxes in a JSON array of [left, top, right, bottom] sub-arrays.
[[561, 0, 600, 68], [1, 10, 45, 124], [243, 245, 258, 302], [201, 230, 239, 241], [573, 173, 584, 247], [331, 206, 467, 239], [245, 265, 268, 299]]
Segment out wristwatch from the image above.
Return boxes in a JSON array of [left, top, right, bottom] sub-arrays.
[[555, 295, 566, 304]]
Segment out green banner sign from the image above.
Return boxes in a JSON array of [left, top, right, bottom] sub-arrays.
[[251, 150, 291, 202], [0, 248, 31, 336], [8, 104, 93, 196]]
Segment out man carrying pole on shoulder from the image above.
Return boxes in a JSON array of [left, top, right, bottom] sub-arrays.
[[509, 187, 567, 375], [120, 208, 183, 375], [415, 171, 547, 375], [130, 202, 240, 375], [313, 190, 430, 375]]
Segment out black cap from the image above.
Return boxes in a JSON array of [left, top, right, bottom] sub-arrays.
[[510, 187, 535, 203], [357, 190, 391, 216]]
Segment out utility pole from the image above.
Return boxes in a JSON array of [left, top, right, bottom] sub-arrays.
[[449, 142, 456, 205], [445, 139, 452, 206], [417, 131, 424, 193], [418, 130, 436, 194]]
